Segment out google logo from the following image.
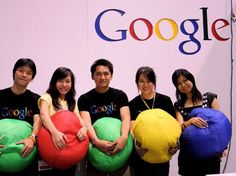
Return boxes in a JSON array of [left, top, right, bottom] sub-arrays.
[[95, 8, 230, 55]]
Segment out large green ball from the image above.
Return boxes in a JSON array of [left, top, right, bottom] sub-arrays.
[[0, 119, 37, 172], [87, 117, 133, 172]]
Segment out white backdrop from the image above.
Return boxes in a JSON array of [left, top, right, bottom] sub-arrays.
[[0, 0, 235, 175]]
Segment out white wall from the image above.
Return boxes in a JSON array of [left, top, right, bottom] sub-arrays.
[[0, 0, 235, 175]]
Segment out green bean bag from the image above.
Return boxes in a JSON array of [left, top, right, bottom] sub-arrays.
[[0, 119, 37, 172], [87, 117, 133, 172]]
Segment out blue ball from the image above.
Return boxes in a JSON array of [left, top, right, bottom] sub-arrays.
[[181, 108, 232, 160]]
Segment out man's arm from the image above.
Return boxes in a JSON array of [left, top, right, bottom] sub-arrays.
[[79, 111, 114, 154], [111, 105, 131, 154], [16, 114, 41, 157]]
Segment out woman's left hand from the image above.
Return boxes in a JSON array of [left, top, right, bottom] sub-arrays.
[[190, 117, 208, 128], [169, 143, 180, 156], [77, 126, 87, 141], [134, 139, 148, 157]]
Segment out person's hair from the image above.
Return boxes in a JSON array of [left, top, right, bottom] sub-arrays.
[[90, 59, 113, 76], [172, 68, 202, 105], [13, 58, 37, 80], [46, 67, 76, 111], [135, 66, 156, 89]]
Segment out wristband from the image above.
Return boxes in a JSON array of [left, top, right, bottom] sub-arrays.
[[28, 135, 36, 143], [31, 134, 37, 138]]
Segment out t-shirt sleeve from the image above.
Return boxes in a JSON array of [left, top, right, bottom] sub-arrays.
[[32, 93, 40, 115], [118, 90, 129, 107], [74, 102, 79, 113], [129, 100, 140, 120], [38, 93, 52, 109], [166, 97, 176, 118], [77, 95, 89, 112], [174, 101, 181, 111], [204, 92, 217, 107]]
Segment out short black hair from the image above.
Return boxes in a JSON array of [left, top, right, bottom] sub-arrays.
[[90, 59, 113, 76], [13, 58, 37, 80]]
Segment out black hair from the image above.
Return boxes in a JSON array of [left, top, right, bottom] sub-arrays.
[[46, 67, 76, 111], [172, 68, 202, 105], [90, 59, 113, 76], [135, 66, 156, 89], [13, 58, 37, 80]]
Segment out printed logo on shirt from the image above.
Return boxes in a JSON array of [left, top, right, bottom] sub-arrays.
[[0, 107, 33, 120], [90, 102, 117, 115]]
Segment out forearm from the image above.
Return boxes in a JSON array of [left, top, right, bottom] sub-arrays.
[[121, 118, 130, 139], [75, 111, 86, 127], [40, 113, 58, 134], [120, 106, 131, 138], [87, 124, 99, 144], [181, 120, 192, 130], [32, 114, 42, 136]]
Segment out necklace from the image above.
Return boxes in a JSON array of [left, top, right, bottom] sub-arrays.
[[140, 92, 156, 109]]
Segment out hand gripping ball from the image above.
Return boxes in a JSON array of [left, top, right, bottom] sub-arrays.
[[37, 110, 89, 169], [0, 119, 37, 173], [87, 117, 133, 172], [133, 109, 181, 163], [181, 108, 232, 160]]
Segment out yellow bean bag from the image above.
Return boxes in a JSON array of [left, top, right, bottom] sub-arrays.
[[133, 109, 181, 163]]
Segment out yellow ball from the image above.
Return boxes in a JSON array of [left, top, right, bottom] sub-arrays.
[[133, 109, 181, 163]]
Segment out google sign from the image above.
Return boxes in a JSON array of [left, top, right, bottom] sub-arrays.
[[95, 8, 230, 55]]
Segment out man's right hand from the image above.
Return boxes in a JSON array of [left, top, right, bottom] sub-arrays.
[[94, 139, 115, 155]]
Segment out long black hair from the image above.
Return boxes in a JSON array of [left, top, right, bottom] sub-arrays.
[[172, 69, 202, 106], [47, 67, 76, 111]]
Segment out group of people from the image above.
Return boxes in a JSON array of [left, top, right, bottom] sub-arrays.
[[0, 58, 224, 176]]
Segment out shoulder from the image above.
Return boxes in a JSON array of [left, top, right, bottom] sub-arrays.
[[78, 89, 94, 100], [174, 101, 182, 111], [129, 95, 140, 104], [0, 87, 11, 94], [26, 89, 40, 99], [109, 87, 127, 96], [204, 92, 217, 99], [156, 92, 172, 101], [203, 92, 217, 107], [40, 93, 52, 103]]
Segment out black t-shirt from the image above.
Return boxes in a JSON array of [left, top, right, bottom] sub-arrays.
[[77, 87, 129, 124], [174, 92, 217, 121], [0, 87, 40, 126], [129, 92, 175, 175], [129, 92, 175, 120], [174, 92, 220, 175]]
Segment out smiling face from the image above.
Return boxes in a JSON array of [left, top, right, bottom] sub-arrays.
[[13, 65, 33, 88], [138, 73, 155, 98], [176, 75, 193, 95], [92, 65, 112, 92], [56, 74, 72, 99]]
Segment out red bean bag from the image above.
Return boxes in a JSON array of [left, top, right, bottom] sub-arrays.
[[37, 110, 89, 169]]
